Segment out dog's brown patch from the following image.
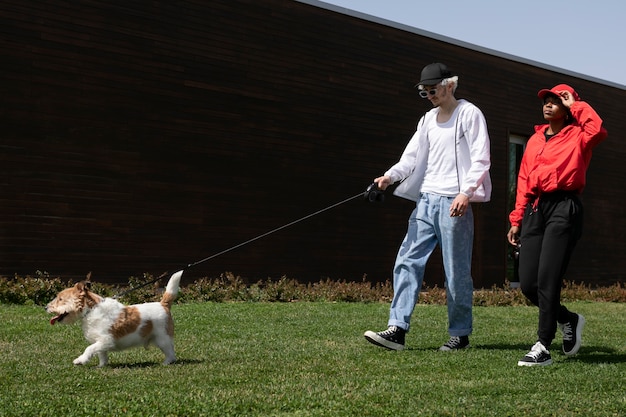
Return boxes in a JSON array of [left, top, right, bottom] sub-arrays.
[[109, 306, 141, 339], [160, 292, 176, 310]]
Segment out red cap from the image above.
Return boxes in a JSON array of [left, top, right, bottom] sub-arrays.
[[537, 84, 580, 101]]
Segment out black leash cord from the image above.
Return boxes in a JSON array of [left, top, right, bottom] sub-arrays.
[[186, 191, 365, 268], [114, 191, 367, 298]]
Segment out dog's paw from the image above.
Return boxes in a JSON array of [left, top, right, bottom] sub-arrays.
[[73, 356, 89, 365]]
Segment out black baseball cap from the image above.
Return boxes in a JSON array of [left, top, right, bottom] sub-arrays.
[[417, 63, 454, 87]]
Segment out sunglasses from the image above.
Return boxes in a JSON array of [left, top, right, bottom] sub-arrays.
[[418, 85, 440, 98]]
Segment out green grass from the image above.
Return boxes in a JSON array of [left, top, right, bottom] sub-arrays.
[[1, 301, 624, 416]]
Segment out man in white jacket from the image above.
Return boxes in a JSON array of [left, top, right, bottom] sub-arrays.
[[364, 63, 491, 351]]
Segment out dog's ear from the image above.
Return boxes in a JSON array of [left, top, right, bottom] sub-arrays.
[[83, 272, 93, 291], [76, 280, 92, 292]]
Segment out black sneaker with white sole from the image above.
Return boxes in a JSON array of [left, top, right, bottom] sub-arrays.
[[364, 326, 405, 351], [518, 342, 552, 366], [439, 335, 470, 351], [559, 313, 585, 356]]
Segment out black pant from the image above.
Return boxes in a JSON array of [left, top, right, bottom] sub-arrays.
[[518, 191, 583, 348]]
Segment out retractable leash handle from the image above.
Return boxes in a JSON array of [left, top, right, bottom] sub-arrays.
[[117, 183, 386, 297], [364, 182, 385, 203]]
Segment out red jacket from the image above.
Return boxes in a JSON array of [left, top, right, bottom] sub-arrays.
[[509, 101, 608, 227]]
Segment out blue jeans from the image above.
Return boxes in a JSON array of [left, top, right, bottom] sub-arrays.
[[388, 193, 474, 336]]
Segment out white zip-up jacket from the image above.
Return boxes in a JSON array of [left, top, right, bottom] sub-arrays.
[[385, 99, 492, 203]]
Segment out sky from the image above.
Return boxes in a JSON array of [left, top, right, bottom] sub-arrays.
[[317, 0, 626, 88]]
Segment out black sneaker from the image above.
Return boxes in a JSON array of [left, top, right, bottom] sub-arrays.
[[439, 336, 470, 351], [559, 313, 585, 356], [364, 326, 405, 351], [518, 342, 552, 366]]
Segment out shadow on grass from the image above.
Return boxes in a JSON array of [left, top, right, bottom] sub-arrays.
[[365, 342, 532, 352], [475, 344, 626, 364], [471, 343, 533, 351], [369, 343, 626, 365], [568, 347, 626, 364], [459, 344, 626, 364], [107, 358, 205, 369]]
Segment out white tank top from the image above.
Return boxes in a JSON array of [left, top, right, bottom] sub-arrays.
[[420, 107, 461, 197]]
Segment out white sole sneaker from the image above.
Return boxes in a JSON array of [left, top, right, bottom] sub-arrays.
[[517, 358, 553, 366], [364, 330, 405, 351]]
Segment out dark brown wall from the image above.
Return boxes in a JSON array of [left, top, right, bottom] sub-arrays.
[[1, 0, 624, 286]]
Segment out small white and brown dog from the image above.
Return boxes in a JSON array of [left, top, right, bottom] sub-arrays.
[[46, 270, 182, 367]]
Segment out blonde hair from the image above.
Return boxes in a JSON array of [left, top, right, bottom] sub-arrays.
[[441, 76, 459, 93]]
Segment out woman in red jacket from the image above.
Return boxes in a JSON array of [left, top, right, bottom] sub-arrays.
[[507, 84, 607, 366]]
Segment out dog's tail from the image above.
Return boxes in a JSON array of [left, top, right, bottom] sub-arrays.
[[160, 270, 183, 310]]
